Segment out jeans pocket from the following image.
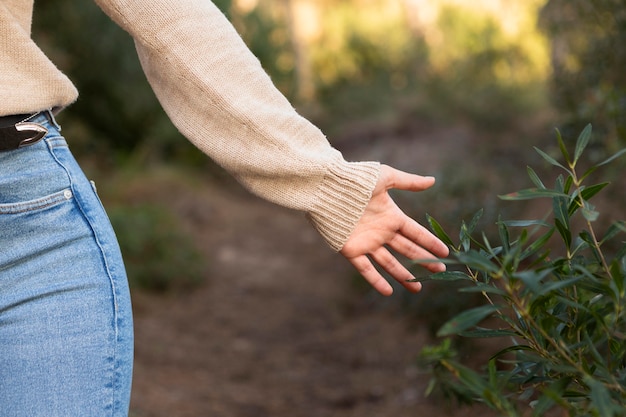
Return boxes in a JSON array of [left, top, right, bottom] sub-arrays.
[[0, 188, 73, 215]]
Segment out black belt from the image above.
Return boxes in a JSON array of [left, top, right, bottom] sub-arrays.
[[0, 113, 49, 152]]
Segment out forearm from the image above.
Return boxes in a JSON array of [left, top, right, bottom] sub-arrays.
[[94, 0, 380, 250]]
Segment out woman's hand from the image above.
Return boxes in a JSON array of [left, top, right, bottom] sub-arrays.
[[340, 165, 449, 296]]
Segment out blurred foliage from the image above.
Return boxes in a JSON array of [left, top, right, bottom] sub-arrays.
[[540, 0, 626, 149], [32, 0, 553, 158], [231, 1, 298, 99], [31, 0, 623, 152], [108, 204, 206, 292], [99, 165, 211, 292], [32, 0, 230, 165], [304, 0, 550, 132]]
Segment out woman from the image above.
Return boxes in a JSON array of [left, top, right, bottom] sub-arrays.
[[0, 1, 449, 415]]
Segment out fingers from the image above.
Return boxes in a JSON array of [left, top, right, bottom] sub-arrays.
[[388, 234, 446, 273], [370, 247, 423, 293], [397, 217, 450, 259], [349, 255, 394, 296], [348, 248, 424, 297], [380, 164, 436, 193]]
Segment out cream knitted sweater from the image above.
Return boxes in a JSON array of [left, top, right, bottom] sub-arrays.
[[1, 0, 381, 251]]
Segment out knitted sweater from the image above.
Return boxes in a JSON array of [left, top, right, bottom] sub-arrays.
[[0, 0, 381, 251]]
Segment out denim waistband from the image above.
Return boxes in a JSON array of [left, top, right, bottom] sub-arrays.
[[24, 110, 62, 133]]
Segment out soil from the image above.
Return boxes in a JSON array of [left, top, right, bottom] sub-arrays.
[[124, 121, 506, 417]]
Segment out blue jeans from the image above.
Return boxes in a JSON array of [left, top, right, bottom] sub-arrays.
[[0, 112, 133, 416]]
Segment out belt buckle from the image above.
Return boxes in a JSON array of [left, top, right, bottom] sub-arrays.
[[15, 122, 48, 147]]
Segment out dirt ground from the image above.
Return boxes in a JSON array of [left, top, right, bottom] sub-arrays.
[[125, 123, 502, 417]]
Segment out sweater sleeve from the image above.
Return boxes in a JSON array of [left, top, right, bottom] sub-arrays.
[[93, 0, 380, 251]]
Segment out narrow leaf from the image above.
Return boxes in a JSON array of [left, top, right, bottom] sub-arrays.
[[534, 146, 567, 170], [584, 376, 622, 417], [556, 128, 571, 165], [531, 377, 572, 417], [597, 148, 626, 167], [527, 166, 546, 189], [521, 228, 555, 261], [418, 271, 474, 282], [426, 214, 455, 248], [610, 259, 625, 295], [498, 219, 510, 252], [574, 124, 592, 164], [499, 188, 568, 201], [569, 184, 608, 217], [489, 344, 534, 360], [516, 269, 554, 294], [580, 165, 599, 182], [452, 361, 489, 394], [459, 283, 507, 296], [601, 221, 626, 244], [580, 182, 609, 201], [467, 209, 484, 234], [539, 276, 582, 294], [582, 206, 599, 222], [502, 219, 551, 228], [437, 304, 501, 337], [555, 218, 572, 250], [460, 327, 518, 338], [456, 250, 499, 273]]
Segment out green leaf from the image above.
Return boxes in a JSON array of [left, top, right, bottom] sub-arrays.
[[574, 124, 592, 164], [437, 304, 501, 337], [580, 182, 609, 201], [552, 177, 570, 228], [580, 165, 598, 182], [597, 148, 626, 167], [418, 271, 474, 282], [534, 146, 567, 170], [443, 360, 490, 396], [516, 269, 554, 294], [584, 375, 622, 417], [426, 214, 455, 248], [609, 259, 625, 296], [489, 344, 534, 360], [578, 230, 602, 263], [563, 174, 574, 194], [568, 183, 609, 217], [601, 221, 626, 244], [502, 219, 551, 228], [527, 166, 546, 189], [459, 283, 508, 296], [520, 228, 555, 261], [582, 206, 600, 222], [456, 250, 499, 273], [539, 276, 582, 294], [556, 128, 571, 165], [467, 209, 483, 234], [499, 188, 568, 200], [459, 327, 518, 338], [531, 377, 572, 417], [498, 219, 510, 252], [555, 218, 572, 250]]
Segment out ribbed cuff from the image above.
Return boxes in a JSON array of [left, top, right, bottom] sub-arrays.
[[307, 160, 381, 251]]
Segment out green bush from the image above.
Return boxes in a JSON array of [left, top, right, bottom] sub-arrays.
[[108, 204, 206, 292], [540, 0, 626, 148], [418, 125, 626, 415]]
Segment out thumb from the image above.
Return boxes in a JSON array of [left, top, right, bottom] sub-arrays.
[[380, 164, 436, 192]]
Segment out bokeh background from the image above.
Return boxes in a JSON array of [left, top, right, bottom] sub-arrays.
[[32, 1, 625, 416]]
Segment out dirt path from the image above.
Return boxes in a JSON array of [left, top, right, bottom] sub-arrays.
[[125, 125, 497, 417]]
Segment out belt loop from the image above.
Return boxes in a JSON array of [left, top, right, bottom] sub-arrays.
[[44, 109, 61, 131]]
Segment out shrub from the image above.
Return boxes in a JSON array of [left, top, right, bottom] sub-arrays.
[[417, 125, 626, 415], [108, 204, 206, 292]]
